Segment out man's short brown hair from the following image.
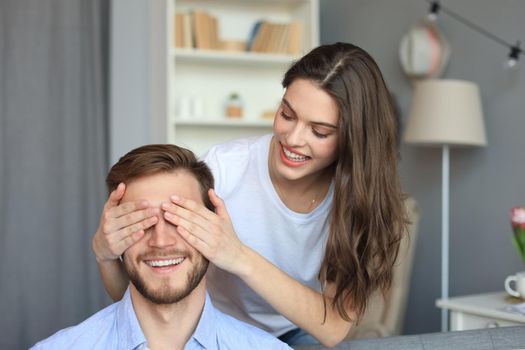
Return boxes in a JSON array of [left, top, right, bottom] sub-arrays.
[[106, 144, 214, 210]]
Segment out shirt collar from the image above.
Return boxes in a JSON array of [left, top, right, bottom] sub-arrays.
[[115, 288, 218, 350], [116, 287, 148, 350], [189, 292, 218, 350]]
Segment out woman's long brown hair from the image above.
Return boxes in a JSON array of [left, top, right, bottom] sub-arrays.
[[283, 43, 407, 322]]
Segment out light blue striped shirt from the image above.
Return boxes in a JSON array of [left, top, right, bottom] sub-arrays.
[[31, 288, 291, 350]]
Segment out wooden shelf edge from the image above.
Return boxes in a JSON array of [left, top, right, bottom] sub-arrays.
[[174, 119, 274, 128], [172, 48, 300, 65]]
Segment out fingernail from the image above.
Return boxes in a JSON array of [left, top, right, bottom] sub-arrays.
[[161, 202, 170, 210], [171, 195, 181, 202]]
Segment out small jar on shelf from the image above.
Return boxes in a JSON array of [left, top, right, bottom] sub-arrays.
[[225, 92, 243, 118]]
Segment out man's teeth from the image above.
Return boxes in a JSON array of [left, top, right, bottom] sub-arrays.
[[283, 147, 307, 161], [147, 258, 185, 267]]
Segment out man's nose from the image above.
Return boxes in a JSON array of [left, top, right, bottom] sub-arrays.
[[147, 214, 178, 248]]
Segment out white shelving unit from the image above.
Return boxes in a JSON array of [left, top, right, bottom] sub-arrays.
[[164, 0, 319, 156]]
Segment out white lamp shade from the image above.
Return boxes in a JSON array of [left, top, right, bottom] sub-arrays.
[[404, 79, 487, 147]]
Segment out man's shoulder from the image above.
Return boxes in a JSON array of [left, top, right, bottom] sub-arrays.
[[214, 310, 292, 349], [30, 303, 119, 349]]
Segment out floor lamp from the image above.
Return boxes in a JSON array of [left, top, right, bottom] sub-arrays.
[[403, 79, 487, 332]]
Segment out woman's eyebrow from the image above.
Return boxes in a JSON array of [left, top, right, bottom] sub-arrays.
[[312, 121, 338, 129], [283, 98, 338, 129], [281, 98, 296, 114]]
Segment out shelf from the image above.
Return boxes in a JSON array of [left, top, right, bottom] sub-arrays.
[[174, 118, 274, 127], [172, 48, 299, 66], [177, 0, 309, 5]]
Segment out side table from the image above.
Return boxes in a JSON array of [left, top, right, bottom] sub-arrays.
[[436, 291, 525, 331]]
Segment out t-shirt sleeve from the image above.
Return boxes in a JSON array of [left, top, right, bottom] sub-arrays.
[[201, 146, 222, 196]]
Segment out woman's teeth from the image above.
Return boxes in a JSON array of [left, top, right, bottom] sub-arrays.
[[283, 147, 307, 162], [147, 258, 185, 267]]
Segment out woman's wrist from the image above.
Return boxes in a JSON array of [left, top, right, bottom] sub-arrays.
[[95, 254, 119, 264], [233, 245, 257, 280]]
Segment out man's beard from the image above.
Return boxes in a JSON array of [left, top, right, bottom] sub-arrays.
[[124, 249, 209, 305]]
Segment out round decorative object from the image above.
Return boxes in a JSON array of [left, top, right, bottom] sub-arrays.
[[399, 19, 451, 79]]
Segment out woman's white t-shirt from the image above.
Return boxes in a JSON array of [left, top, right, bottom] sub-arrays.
[[203, 134, 333, 336]]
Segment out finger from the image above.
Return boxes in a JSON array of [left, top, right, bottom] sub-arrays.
[[175, 224, 211, 256], [168, 195, 216, 222], [162, 199, 216, 234], [105, 183, 126, 210], [95, 222, 145, 261], [107, 207, 160, 233], [107, 215, 158, 253], [164, 211, 212, 244], [106, 199, 151, 221], [105, 229, 145, 259], [107, 216, 158, 251], [116, 229, 146, 253], [209, 189, 229, 218], [119, 216, 158, 239]]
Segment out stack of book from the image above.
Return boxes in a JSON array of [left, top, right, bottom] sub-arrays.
[[247, 20, 303, 55], [174, 10, 220, 50]]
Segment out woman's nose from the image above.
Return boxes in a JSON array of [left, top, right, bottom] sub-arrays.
[[286, 123, 306, 146]]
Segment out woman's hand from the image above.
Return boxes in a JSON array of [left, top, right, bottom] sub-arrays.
[[92, 183, 160, 262], [162, 189, 249, 275]]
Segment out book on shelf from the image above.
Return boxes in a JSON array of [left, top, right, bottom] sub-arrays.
[[174, 12, 184, 48], [182, 13, 193, 49], [209, 15, 219, 50], [268, 23, 285, 53], [275, 23, 290, 54], [287, 21, 303, 55], [246, 20, 263, 51], [250, 21, 269, 52], [173, 11, 193, 49], [193, 10, 210, 49]]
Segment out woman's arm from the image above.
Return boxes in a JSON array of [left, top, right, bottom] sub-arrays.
[[239, 248, 353, 347], [96, 259, 129, 301], [162, 189, 353, 347], [92, 183, 159, 301]]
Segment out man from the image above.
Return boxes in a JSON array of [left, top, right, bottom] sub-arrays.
[[32, 144, 291, 350]]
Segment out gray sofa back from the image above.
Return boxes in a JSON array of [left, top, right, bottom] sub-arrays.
[[294, 326, 525, 350]]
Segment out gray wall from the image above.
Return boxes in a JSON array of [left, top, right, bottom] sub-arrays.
[[321, 0, 525, 335], [110, 0, 168, 164], [110, 0, 151, 164]]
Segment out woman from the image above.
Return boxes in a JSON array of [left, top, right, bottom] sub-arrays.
[[93, 42, 406, 347]]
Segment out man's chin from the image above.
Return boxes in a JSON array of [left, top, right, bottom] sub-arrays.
[[129, 277, 192, 305], [138, 286, 190, 304], [126, 258, 209, 305]]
